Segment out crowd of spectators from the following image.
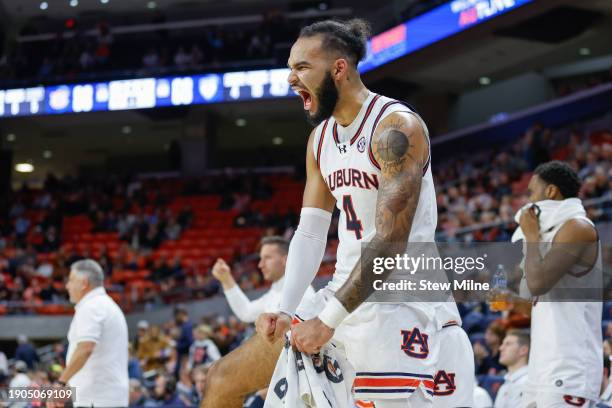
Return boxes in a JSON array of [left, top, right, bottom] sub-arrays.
[[435, 122, 611, 242], [0, 10, 304, 86], [0, 170, 304, 312]]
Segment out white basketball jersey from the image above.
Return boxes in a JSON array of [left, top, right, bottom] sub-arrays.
[[527, 216, 603, 400], [312, 92, 460, 326]]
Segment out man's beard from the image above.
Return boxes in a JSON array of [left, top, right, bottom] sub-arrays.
[[305, 71, 338, 127]]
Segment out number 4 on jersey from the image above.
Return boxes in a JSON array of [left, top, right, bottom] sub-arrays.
[[343, 195, 363, 240]]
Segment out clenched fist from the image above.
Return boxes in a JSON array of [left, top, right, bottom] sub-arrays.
[[256, 312, 292, 344], [211, 258, 236, 290]]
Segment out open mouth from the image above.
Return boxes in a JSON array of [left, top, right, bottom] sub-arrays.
[[297, 90, 312, 111]]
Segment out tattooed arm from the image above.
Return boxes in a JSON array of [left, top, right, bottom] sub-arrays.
[[334, 111, 429, 313]]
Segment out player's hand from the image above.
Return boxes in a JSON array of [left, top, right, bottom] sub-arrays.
[[212, 258, 237, 290], [291, 317, 334, 354], [211, 258, 232, 282], [256, 312, 291, 344], [519, 206, 540, 241]]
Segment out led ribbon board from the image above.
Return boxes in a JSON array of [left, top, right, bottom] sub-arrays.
[[359, 0, 532, 73], [0, 69, 293, 118]]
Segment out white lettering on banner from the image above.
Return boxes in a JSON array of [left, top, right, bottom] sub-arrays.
[[26, 87, 45, 114], [156, 79, 171, 99], [476, 0, 515, 18], [223, 72, 246, 99], [452, 0, 515, 16], [223, 69, 292, 100], [96, 84, 109, 103], [246, 70, 268, 98], [269, 68, 291, 97], [72, 85, 94, 113], [49, 86, 70, 111], [0, 90, 4, 116], [4, 89, 25, 115], [198, 75, 219, 100], [108, 78, 156, 110], [171, 77, 194, 106]]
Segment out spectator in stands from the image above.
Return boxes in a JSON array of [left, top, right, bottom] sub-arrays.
[[128, 378, 156, 408], [128, 343, 142, 380], [474, 322, 506, 375], [137, 325, 173, 371], [94, 22, 113, 65], [176, 366, 195, 404], [0, 275, 10, 302], [134, 320, 149, 353], [14, 335, 39, 370], [153, 372, 188, 407], [604, 338, 612, 360], [494, 329, 530, 407], [190, 364, 208, 406], [174, 46, 192, 69], [165, 217, 182, 240], [187, 324, 221, 369], [9, 360, 32, 408], [79, 45, 95, 71], [211, 236, 315, 323], [142, 47, 159, 70], [190, 45, 204, 67], [51, 342, 66, 368], [173, 305, 193, 377]]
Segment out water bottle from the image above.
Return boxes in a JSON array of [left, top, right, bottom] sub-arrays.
[[490, 264, 511, 312]]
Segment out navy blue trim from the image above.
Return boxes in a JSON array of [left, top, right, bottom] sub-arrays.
[[354, 389, 415, 394], [356, 372, 433, 379]]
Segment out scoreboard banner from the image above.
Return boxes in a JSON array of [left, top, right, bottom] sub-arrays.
[[359, 0, 533, 73], [0, 69, 294, 118]]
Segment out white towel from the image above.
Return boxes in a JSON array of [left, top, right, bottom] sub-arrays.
[[264, 335, 355, 408], [511, 198, 586, 243], [511, 198, 587, 298]]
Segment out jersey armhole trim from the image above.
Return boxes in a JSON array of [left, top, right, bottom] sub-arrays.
[[315, 119, 330, 169]]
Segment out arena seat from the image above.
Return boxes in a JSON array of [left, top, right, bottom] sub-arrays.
[[477, 375, 505, 400]]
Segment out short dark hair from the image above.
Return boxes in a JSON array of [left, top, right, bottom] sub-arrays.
[[260, 235, 289, 255], [299, 18, 371, 66], [534, 161, 581, 198], [506, 329, 530, 350]]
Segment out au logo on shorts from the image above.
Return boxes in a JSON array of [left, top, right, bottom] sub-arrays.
[[433, 370, 456, 396], [400, 327, 430, 359]]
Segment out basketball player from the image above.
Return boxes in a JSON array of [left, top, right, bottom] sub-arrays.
[[518, 161, 602, 407], [255, 19, 473, 407]]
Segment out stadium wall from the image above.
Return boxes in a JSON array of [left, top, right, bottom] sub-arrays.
[[448, 71, 555, 129]]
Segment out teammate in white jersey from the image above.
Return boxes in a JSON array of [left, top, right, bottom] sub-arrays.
[[518, 161, 602, 407], [255, 19, 473, 407]]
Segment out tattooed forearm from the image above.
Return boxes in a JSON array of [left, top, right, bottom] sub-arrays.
[[334, 117, 425, 313]]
